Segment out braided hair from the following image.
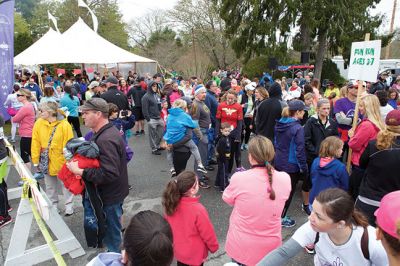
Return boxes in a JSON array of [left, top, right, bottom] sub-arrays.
[[248, 135, 276, 200]]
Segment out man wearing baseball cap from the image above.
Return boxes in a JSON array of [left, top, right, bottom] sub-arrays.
[[375, 190, 400, 265], [67, 98, 129, 252], [100, 76, 130, 112]]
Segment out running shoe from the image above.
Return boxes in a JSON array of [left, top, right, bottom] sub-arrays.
[[197, 165, 208, 174], [0, 215, 13, 228], [170, 168, 177, 178], [302, 204, 311, 216], [236, 166, 246, 172], [199, 181, 210, 189], [281, 216, 296, 228]]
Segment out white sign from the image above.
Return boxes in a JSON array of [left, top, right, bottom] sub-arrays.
[[348, 40, 381, 82]]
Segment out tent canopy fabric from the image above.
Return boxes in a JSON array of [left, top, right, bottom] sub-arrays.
[[14, 18, 156, 65], [14, 28, 63, 65]]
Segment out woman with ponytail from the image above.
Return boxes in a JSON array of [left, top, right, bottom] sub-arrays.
[[223, 135, 291, 266], [60, 85, 82, 137], [258, 188, 388, 266], [162, 171, 218, 266], [356, 109, 400, 225]]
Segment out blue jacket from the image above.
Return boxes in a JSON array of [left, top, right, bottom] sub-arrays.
[[274, 117, 307, 173], [164, 108, 198, 144], [205, 90, 218, 128], [60, 94, 80, 117], [309, 158, 349, 205], [110, 114, 135, 143]]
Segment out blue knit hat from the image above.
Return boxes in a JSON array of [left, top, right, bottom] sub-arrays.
[[195, 85, 206, 95], [288, 100, 305, 111]]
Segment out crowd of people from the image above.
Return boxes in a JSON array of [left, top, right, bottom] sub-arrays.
[[0, 68, 399, 266]]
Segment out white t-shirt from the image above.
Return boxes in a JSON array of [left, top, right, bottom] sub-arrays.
[[292, 221, 388, 266], [380, 104, 393, 121]]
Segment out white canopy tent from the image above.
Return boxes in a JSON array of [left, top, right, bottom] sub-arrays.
[[14, 18, 157, 74], [14, 28, 63, 65]]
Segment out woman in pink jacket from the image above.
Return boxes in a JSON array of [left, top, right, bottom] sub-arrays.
[[162, 170, 219, 266], [11, 89, 35, 169], [223, 135, 291, 266], [348, 94, 385, 199]]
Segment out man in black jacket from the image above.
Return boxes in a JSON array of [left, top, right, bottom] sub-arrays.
[[100, 76, 130, 111], [256, 82, 283, 142], [67, 98, 129, 253]]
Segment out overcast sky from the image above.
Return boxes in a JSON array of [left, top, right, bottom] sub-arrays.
[[117, 0, 398, 33]]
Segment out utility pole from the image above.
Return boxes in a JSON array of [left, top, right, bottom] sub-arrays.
[[191, 28, 198, 76], [385, 0, 397, 59]]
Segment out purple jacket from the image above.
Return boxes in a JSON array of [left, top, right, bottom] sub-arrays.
[[274, 117, 308, 174]]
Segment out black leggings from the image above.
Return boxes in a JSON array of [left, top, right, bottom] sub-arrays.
[[173, 151, 191, 175], [228, 139, 241, 173], [68, 116, 82, 137], [20, 137, 32, 163], [282, 172, 306, 217], [349, 165, 365, 201], [241, 117, 253, 144], [0, 180, 10, 216]]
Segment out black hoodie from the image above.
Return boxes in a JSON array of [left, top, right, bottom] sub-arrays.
[[255, 82, 283, 141], [141, 81, 162, 121]]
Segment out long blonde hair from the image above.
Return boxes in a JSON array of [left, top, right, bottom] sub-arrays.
[[361, 94, 386, 131]]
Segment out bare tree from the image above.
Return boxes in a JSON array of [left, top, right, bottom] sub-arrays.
[[169, 0, 238, 68], [127, 9, 170, 53]]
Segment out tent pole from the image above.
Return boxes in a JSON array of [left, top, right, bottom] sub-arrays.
[[134, 62, 137, 73], [37, 65, 44, 94]]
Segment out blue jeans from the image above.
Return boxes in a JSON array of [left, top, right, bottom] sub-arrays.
[[103, 202, 123, 253], [192, 128, 208, 179], [207, 127, 216, 164]]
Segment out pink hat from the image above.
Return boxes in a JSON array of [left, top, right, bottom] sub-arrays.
[[374, 190, 400, 239]]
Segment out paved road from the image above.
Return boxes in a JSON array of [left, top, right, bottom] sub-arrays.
[[0, 127, 313, 265]]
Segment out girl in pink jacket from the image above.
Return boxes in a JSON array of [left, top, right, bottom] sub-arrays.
[[223, 135, 291, 266], [163, 171, 219, 266], [348, 94, 385, 199]]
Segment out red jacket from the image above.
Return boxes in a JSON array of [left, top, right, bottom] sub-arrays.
[[348, 119, 380, 166], [58, 154, 100, 195], [165, 196, 219, 265]]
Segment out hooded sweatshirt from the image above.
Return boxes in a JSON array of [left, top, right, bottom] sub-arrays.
[[86, 252, 124, 266], [164, 107, 199, 144], [309, 157, 349, 206], [274, 117, 307, 174], [255, 82, 282, 141], [141, 81, 162, 121]]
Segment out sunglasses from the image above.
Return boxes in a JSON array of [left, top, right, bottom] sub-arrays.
[[16, 94, 25, 97]]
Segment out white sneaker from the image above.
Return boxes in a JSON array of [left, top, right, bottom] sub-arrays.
[[65, 205, 74, 216]]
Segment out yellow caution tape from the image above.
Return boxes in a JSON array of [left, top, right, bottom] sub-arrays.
[[19, 176, 67, 265], [6, 139, 67, 265], [29, 194, 67, 266]]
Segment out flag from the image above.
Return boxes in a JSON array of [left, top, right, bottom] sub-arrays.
[[48, 11, 60, 33], [0, 0, 15, 120], [78, 0, 98, 32], [56, 69, 66, 75]]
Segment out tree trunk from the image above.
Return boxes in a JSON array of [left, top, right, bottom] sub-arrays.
[[300, 21, 311, 62], [314, 30, 327, 81]]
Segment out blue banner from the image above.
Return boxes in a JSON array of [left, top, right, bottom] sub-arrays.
[[0, 0, 14, 121]]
